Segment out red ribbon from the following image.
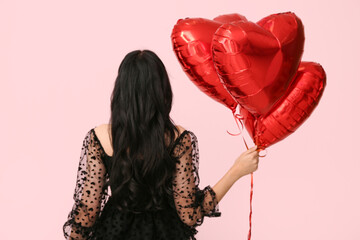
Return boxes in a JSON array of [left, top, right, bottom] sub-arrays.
[[248, 172, 254, 240], [226, 109, 266, 240]]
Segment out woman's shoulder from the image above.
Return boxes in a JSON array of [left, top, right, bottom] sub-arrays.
[[93, 124, 113, 157], [175, 125, 196, 139], [173, 125, 197, 147], [175, 125, 186, 137]]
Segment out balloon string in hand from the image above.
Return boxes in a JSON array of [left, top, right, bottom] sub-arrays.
[[226, 111, 267, 240]]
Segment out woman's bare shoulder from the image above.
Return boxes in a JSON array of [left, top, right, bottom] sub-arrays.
[[175, 125, 186, 137], [94, 124, 113, 156]]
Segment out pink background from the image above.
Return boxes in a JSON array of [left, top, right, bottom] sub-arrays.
[[1, 0, 359, 239]]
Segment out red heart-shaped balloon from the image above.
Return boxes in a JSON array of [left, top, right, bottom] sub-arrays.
[[212, 12, 305, 116], [240, 61, 326, 149], [171, 14, 247, 113]]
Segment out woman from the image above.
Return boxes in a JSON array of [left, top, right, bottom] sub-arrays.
[[63, 49, 260, 240]]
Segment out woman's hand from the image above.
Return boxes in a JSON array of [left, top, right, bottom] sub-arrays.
[[231, 145, 260, 180]]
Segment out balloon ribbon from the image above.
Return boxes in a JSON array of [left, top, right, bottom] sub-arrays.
[[240, 133, 253, 240], [226, 111, 260, 240]]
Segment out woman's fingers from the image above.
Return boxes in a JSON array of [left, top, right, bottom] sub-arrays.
[[247, 145, 258, 153]]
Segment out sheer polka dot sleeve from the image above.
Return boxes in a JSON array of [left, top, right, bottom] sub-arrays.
[[172, 130, 221, 227], [63, 129, 109, 240]]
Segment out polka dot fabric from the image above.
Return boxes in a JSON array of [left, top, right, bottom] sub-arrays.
[[63, 128, 221, 239]]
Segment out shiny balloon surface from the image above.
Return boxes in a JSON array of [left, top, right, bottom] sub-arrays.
[[212, 12, 305, 117], [240, 61, 326, 149], [171, 14, 247, 112]]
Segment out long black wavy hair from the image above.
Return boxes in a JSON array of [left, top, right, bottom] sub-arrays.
[[105, 49, 180, 213]]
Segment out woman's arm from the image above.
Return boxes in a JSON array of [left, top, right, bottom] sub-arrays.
[[172, 131, 221, 227], [211, 168, 239, 203], [212, 145, 259, 203], [63, 129, 108, 239]]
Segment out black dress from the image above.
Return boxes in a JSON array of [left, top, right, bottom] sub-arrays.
[[63, 127, 221, 240]]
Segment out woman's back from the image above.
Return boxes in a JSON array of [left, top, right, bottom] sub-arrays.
[[93, 124, 186, 158], [63, 125, 221, 240]]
